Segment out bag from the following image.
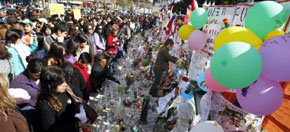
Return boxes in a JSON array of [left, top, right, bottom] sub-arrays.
[[66, 86, 98, 123], [83, 103, 98, 123]]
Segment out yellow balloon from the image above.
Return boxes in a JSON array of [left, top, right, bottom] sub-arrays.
[[178, 25, 195, 40], [264, 30, 285, 41], [214, 27, 263, 51]]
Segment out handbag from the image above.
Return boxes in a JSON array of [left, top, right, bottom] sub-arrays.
[[66, 87, 98, 123]]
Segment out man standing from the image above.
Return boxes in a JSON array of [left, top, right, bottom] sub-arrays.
[[150, 39, 177, 97], [43, 21, 69, 52]]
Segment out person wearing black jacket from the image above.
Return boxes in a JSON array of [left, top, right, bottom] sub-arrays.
[[36, 66, 79, 132], [90, 54, 120, 93], [60, 63, 88, 101]]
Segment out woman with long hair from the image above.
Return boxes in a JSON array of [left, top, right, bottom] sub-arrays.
[[10, 58, 43, 131], [65, 39, 79, 64], [43, 43, 66, 66], [36, 66, 79, 132], [0, 73, 29, 132], [93, 24, 106, 54]]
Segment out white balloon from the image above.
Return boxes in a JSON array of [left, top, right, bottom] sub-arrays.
[[190, 121, 224, 132]]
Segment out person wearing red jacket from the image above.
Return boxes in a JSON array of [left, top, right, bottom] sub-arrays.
[[106, 29, 119, 57], [73, 52, 92, 100]]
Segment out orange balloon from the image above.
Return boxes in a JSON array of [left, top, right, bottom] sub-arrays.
[[264, 30, 285, 41]]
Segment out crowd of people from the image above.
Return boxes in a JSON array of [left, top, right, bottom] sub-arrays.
[[0, 5, 161, 132]]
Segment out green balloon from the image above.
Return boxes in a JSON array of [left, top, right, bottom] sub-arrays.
[[245, 1, 288, 40], [210, 42, 262, 89], [190, 8, 208, 29]]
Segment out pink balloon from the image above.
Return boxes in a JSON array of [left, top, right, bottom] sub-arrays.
[[188, 30, 207, 50], [205, 69, 229, 92], [236, 75, 283, 115]]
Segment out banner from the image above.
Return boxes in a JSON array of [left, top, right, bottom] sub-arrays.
[[207, 6, 236, 28], [188, 51, 208, 81], [231, 5, 250, 27], [73, 9, 81, 20], [202, 24, 222, 54], [49, 4, 65, 15]]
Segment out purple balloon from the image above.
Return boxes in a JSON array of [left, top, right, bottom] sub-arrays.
[[259, 35, 290, 81], [236, 75, 283, 115], [188, 30, 207, 50]]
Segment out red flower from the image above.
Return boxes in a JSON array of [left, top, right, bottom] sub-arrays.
[[223, 18, 228, 23]]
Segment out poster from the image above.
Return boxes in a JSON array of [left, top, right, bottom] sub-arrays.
[[188, 51, 208, 81], [207, 6, 236, 28], [73, 9, 81, 20], [49, 4, 65, 15], [231, 5, 250, 27], [202, 24, 222, 54]]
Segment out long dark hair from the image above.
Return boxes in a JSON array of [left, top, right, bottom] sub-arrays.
[[66, 39, 79, 57], [45, 43, 65, 66], [60, 62, 74, 83], [94, 24, 104, 43], [38, 66, 65, 111], [26, 58, 43, 73]]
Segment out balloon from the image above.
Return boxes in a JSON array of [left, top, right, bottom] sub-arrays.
[[245, 1, 288, 40], [259, 35, 290, 81], [188, 30, 206, 50], [236, 75, 283, 115], [214, 27, 263, 51], [210, 42, 262, 89], [181, 87, 194, 100], [190, 121, 224, 132], [264, 30, 285, 41], [205, 69, 229, 92], [197, 71, 208, 92], [189, 8, 208, 29], [178, 25, 194, 40]]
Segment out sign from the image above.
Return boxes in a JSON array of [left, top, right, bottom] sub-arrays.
[[231, 5, 250, 27], [49, 4, 64, 15], [202, 24, 222, 54], [73, 9, 81, 20], [188, 51, 208, 81], [207, 6, 236, 28]]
